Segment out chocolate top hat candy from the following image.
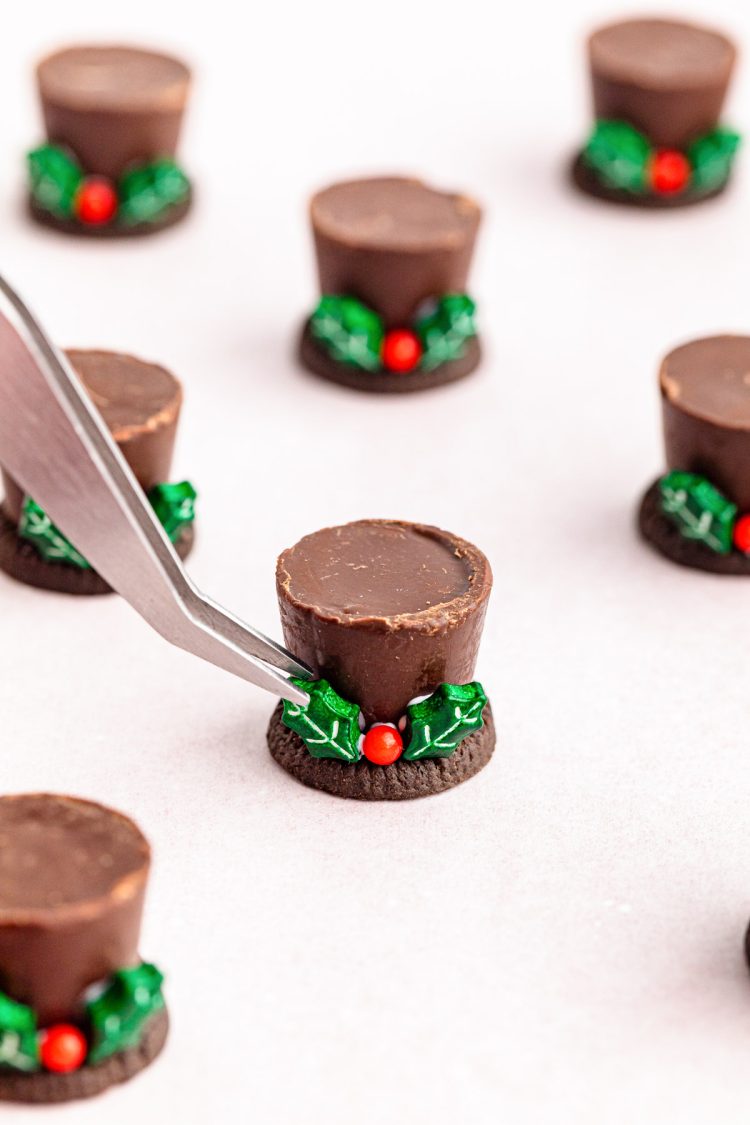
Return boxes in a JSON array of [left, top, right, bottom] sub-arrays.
[[574, 17, 740, 207], [267, 520, 495, 800], [300, 176, 483, 393], [0, 794, 167, 1104], [0, 349, 197, 595], [639, 335, 750, 574], [28, 45, 192, 236]]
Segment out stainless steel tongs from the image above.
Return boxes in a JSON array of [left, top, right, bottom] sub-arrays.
[[0, 275, 311, 704]]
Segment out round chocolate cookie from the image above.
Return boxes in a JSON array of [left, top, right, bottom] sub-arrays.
[[267, 700, 495, 801], [570, 152, 728, 209], [0, 508, 194, 595], [29, 191, 192, 239], [638, 479, 750, 575], [298, 319, 481, 394], [0, 1007, 168, 1105]]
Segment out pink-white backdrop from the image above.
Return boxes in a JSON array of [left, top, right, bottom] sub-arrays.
[[1, 0, 749, 1121]]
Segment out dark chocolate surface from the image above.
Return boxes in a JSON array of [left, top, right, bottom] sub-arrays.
[[280, 520, 473, 619], [1, 348, 182, 524], [36, 45, 191, 179], [277, 520, 492, 725], [267, 701, 495, 801], [0, 1006, 168, 1104], [638, 479, 750, 575], [310, 176, 481, 328], [0, 794, 149, 1024], [298, 320, 481, 393], [0, 794, 148, 913], [36, 46, 190, 112], [588, 18, 735, 149], [0, 509, 194, 595], [660, 336, 750, 510]]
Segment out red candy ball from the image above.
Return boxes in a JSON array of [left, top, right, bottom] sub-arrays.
[[75, 177, 118, 225], [382, 329, 422, 373], [362, 725, 403, 765], [733, 515, 750, 554], [40, 1024, 87, 1073], [650, 150, 691, 195]]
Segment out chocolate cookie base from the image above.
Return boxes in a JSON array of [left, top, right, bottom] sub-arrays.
[[267, 701, 495, 800], [0, 1006, 168, 1104], [571, 153, 728, 210], [298, 320, 481, 394], [28, 188, 192, 238], [638, 479, 750, 575], [0, 510, 195, 594]]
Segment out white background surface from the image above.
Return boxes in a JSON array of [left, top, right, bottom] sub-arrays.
[[1, 0, 750, 1121]]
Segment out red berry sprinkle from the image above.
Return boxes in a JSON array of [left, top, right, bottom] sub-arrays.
[[733, 515, 750, 554], [362, 724, 404, 766], [650, 150, 691, 196], [40, 1024, 87, 1073], [74, 177, 118, 225], [382, 329, 422, 373]]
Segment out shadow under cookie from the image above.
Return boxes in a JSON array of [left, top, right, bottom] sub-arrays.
[[570, 153, 728, 210], [638, 479, 750, 575], [267, 701, 495, 801], [0, 510, 195, 594], [298, 320, 481, 394], [0, 1006, 168, 1105]]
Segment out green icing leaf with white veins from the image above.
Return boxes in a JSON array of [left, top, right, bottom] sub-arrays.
[[403, 682, 488, 760], [18, 498, 90, 569], [87, 963, 165, 1065], [659, 471, 737, 555], [417, 294, 477, 371], [27, 144, 83, 218], [282, 678, 362, 761], [0, 990, 40, 1073], [688, 128, 741, 194], [583, 120, 651, 193], [310, 296, 384, 371]]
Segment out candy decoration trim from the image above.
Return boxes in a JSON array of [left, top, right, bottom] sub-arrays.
[[401, 682, 488, 760], [282, 679, 361, 762], [87, 964, 165, 1065], [18, 482, 197, 570], [583, 121, 741, 198], [0, 962, 164, 1075], [309, 294, 477, 376], [281, 679, 488, 764], [659, 471, 737, 555], [27, 144, 190, 229], [0, 993, 40, 1073]]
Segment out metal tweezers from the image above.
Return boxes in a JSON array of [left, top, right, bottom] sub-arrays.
[[0, 275, 311, 705]]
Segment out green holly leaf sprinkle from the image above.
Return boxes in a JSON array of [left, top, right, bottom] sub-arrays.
[[583, 120, 652, 193], [18, 498, 90, 568], [148, 481, 197, 542], [310, 296, 384, 371], [688, 128, 741, 195], [27, 144, 83, 219], [416, 294, 477, 371], [87, 963, 165, 1065], [0, 991, 40, 1073], [403, 682, 488, 760], [118, 159, 190, 225], [282, 678, 362, 761], [659, 471, 737, 555]]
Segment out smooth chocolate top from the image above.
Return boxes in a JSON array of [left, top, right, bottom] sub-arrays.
[[589, 19, 735, 88], [660, 336, 750, 429], [0, 794, 149, 918], [66, 349, 182, 440], [37, 45, 190, 112], [310, 177, 481, 253], [277, 520, 490, 624]]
